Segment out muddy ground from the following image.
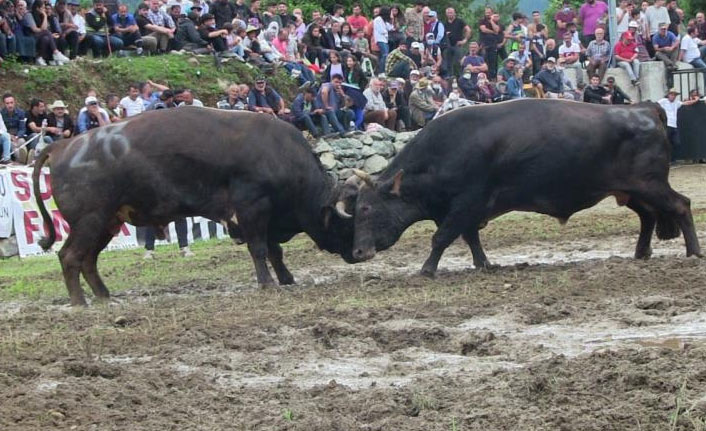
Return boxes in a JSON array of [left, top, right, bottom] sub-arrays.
[[1, 165, 706, 431]]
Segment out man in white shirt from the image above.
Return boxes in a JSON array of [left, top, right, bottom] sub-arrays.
[[0, 114, 11, 164], [120, 84, 146, 118], [558, 31, 583, 86], [680, 26, 706, 68], [68, 0, 87, 52], [658, 88, 699, 161]]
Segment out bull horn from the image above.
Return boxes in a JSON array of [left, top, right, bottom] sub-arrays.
[[335, 200, 352, 219], [352, 169, 374, 187]]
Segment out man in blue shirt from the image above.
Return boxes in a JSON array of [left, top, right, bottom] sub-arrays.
[[652, 22, 679, 86], [292, 88, 325, 138], [1, 93, 27, 162], [112, 4, 144, 54]]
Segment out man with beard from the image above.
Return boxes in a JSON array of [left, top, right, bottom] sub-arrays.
[[385, 40, 418, 78]]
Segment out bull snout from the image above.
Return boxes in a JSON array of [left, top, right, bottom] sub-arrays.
[[352, 247, 376, 262]]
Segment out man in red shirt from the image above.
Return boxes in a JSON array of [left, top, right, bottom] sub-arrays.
[[614, 31, 640, 85], [346, 3, 368, 33]]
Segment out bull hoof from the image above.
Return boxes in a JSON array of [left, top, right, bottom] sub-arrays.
[[278, 276, 296, 285], [687, 251, 703, 258], [258, 281, 277, 289], [634, 248, 652, 260], [475, 261, 499, 271], [419, 268, 436, 279]]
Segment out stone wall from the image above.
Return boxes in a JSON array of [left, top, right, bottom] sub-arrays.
[[313, 129, 419, 181]]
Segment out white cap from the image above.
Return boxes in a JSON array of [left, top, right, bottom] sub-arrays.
[[628, 20, 639, 27], [85, 96, 98, 105], [411, 41, 423, 50]]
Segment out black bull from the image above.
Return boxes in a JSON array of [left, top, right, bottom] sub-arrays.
[[33, 107, 356, 306], [350, 99, 702, 275]]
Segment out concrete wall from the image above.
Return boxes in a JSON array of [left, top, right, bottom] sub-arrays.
[[563, 60, 706, 102]]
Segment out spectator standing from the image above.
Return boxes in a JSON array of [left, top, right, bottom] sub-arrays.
[[614, 31, 641, 85], [364, 78, 397, 129], [112, 4, 143, 54], [478, 9, 504, 81], [658, 88, 698, 161], [616, 0, 632, 36], [555, 0, 576, 41], [558, 31, 584, 86], [277, 2, 293, 28], [45, 100, 74, 141], [442, 7, 470, 77], [585, 27, 611, 81], [578, 0, 608, 45], [0, 113, 10, 164], [373, 6, 392, 73], [583, 74, 612, 103], [505, 12, 527, 54], [461, 41, 487, 83], [652, 22, 679, 87], [85, 0, 124, 57], [120, 84, 145, 118], [667, 0, 681, 35], [646, 0, 670, 38], [404, 0, 424, 42], [211, 0, 235, 29]]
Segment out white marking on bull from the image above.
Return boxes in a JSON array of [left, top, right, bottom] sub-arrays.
[[68, 135, 96, 169], [68, 123, 131, 169]]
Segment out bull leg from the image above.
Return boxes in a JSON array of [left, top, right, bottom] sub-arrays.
[[461, 227, 494, 269], [267, 241, 295, 285], [635, 186, 702, 257], [626, 199, 656, 259], [238, 198, 276, 286], [420, 217, 468, 278], [80, 229, 115, 301], [58, 233, 86, 307]]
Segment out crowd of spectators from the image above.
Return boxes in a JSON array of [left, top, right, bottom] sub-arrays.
[[3, 0, 706, 165]]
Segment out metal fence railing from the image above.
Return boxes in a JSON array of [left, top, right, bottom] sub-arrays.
[[672, 68, 706, 100]]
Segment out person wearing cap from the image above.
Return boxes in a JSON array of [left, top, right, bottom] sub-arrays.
[[46, 100, 74, 140], [478, 10, 504, 81], [578, 0, 608, 45], [405, 69, 421, 99], [658, 88, 699, 161], [248, 77, 287, 117], [384, 79, 409, 130], [198, 13, 229, 53], [363, 78, 397, 130], [385, 40, 417, 78], [554, 0, 576, 41], [409, 77, 438, 127], [497, 56, 517, 82], [407, 41, 423, 65], [461, 41, 487, 84], [615, 30, 641, 85], [652, 21, 679, 86], [422, 31, 443, 72], [558, 30, 583, 86], [77, 96, 109, 134], [442, 7, 470, 77], [532, 57, 571, 98], [85, 0, 125, 57], [585, 27, 610, 81], [190, 0, 208, 16], [112, 4, 144, 55], [423, 10, 444, 47], [605, 76, 631, 104], [146, 0, 175, 53]]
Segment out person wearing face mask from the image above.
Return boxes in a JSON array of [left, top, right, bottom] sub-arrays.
[[405, 69, 421, 100], [429, 75, 447, 103], [458, 65, 479, 100], [554, 0, 576, 41], [475, 72, 497, 103]]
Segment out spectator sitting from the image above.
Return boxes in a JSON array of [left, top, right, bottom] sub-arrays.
[[67, 0, 89, 55], [506, 66, 525, 99], [364, 77, 397, 130], [1, 3, 18, 62], [302, 24, 328, 66], [211, 0, 235, 29], [430, 74, 448, 102], [614, 31, 641, 85], [85, 0, 124, 57], [76, 96, 110, 134], [120, 83, 146, 118], [530, 23, 547, 75], [46, 100, 74, 141], [225, 23, 246, 59], [583, 74, 612, 103], [1, 93, 28, 163], [352, 28, 377, 73], [458, 65, 479, 100], [405, 69, 421, 100], [139, 80, 169, 109], [652, 22, 679, 86], [383, 79, 409, 130], [147, 89, 176, 110], [134, 4, 158, 54], [605, 76, 631, 104], [146, 0, 175, 53], [557, 31, 583, 87], [435, 91, 474, 118], [292, 87, 325, 138], [316, 74, 353, 137], [422, 31, 443, 74], [385, 40, 417, 78], [217, 83, 248, 110], [248, 76, 289, 119], [680, 26, 706, 70], [199, 13, 229, 54], [0, 114, 10, 164], [497, 57, 517, 82], [344, 56, 369, 89], [533, 57, 572, 99], [175, 10, 210, 54], [585, 27, 611, 82], [54, 0, 80, 60], [112, 4, 143, 54], [104, 94, 121, 122], [23, 0, 70, 65], [461, 41, 487, 84], [177, 89, 204, 107], [409, 77, 438, 128], [25, 98, 53, 158]]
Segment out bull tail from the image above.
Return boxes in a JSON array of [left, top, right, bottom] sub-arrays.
[[655, 213, 681, 240], [33, 147, 55, 251]]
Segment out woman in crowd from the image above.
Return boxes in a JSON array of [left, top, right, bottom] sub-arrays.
[[302, 23, 327, 65], [23, 0, 69, 66], [322, 49, 348, 82], [475, 72, 497, 103], [340, 22, 354, 51], [373, 6, 391, 73], [388, 4, 405, 50]]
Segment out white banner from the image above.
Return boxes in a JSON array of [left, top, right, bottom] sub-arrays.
[[0, 170, 12, 238], [6, 167, 138, 257]]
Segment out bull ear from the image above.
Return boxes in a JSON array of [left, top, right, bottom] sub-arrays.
[[390, 170, 404, 197]]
